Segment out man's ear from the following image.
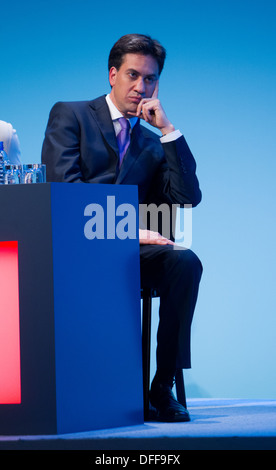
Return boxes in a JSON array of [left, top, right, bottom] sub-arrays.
[[109, 67, 117, 87]]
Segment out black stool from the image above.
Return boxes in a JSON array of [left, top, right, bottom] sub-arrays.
[[141, 287, 187, 420]]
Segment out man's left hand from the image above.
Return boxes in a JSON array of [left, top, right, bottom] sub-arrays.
[[139, 229, 175, 246]]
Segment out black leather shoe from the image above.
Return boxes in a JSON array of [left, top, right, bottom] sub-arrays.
[[149, 382, 190, 422]]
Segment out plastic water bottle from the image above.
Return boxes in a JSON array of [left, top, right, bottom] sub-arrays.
[[0, 141, 4, 184]]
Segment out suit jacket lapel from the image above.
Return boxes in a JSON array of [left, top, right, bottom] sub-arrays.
[[88, 96, 119, 155], [88, 96, 145, 184]]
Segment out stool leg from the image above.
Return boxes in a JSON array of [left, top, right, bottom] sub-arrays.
[[142, 289, 152, 420], [175, 368, 187, 409]]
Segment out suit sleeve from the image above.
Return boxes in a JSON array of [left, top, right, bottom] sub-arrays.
[[41, 102, 84, 183], [148, 135, 202, 208]]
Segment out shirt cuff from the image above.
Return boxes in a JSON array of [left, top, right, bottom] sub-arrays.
[[160, 129, 182, 143]]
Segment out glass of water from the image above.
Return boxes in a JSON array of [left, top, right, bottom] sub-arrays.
[[32, 164, 46, 183], [22, 164, 36, 184], [22, 163, 46, 183]]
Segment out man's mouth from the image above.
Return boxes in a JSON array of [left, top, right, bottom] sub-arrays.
[[129, 96, 142, 104]]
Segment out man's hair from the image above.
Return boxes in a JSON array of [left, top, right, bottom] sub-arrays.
[[108, 34, 166, 75]]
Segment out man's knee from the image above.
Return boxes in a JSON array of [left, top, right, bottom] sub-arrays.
[[140, 244, 202, 288], [170, 248, 203, 281], [181, 248, 202, 273]]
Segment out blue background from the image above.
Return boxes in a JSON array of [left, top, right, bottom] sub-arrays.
[[1, 0, 275, 399]]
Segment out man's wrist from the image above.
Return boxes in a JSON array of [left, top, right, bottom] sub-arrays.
[[160, 123, 175, 136]]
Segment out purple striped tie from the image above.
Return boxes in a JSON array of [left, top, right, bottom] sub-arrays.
[[117, 117, 130, 166]]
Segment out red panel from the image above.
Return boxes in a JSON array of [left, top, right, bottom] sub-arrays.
[[0, 241, 21, 404]]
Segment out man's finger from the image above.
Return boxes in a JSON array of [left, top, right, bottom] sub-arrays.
[[135, 98, 146, 117], [152, 81, 159, 99]]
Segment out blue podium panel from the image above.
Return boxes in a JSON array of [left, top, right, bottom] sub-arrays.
[[50, 183, 143, 434], [0, 183, 143, 435]]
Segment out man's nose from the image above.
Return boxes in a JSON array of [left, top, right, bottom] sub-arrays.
[[134, 78, 146, 95]]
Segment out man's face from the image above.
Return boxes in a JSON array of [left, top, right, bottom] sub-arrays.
[[109, 53, 159, 118]]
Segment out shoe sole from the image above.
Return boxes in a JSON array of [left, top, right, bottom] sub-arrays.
[[157, 413, 191, 423]]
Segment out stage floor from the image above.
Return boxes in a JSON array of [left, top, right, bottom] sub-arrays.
[[1, 398, 276, 450]]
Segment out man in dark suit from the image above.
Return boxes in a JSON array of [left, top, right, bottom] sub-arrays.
[[42, 34, 203, 422]]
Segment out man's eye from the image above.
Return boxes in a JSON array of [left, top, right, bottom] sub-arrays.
[[129, 72, 137, 79]]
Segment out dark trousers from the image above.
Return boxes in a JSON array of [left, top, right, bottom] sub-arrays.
[[140, 244, 203, 375]]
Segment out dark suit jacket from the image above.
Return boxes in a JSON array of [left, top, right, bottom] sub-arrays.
[[41, 95, 201, 208]]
